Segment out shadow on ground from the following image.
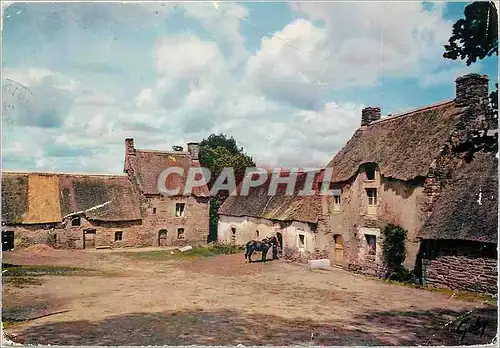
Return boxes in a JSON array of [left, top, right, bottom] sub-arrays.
[[5, 306, 497, 346]]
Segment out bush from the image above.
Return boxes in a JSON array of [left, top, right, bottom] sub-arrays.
[[382, 224, 407, 271], [210, 242, 244, 255]]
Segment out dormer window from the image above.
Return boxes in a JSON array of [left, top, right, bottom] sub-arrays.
[[365, 164, 376, 181]]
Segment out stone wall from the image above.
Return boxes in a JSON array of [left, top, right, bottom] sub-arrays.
[[328, 164, 427, 273], [421, 239, 497, 294], [423, 255, 497, 294], [142, 195, 210, 247]]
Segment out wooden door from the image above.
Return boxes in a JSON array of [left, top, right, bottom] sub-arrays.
[[83, 229, 96, 249], [333, 234, 344, 265]]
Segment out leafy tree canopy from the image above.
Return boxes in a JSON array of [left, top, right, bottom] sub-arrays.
[[443, 1, 498, 65], [444, 1, 498, 114], [199, 133, 256, 193]]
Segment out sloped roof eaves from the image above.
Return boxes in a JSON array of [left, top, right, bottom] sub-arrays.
[[60, 175, 142, 222], [2, 172, 142, 224], [218, 172, 322, 224], [418, 152, 498, 243], [327, 101, 464, 182]]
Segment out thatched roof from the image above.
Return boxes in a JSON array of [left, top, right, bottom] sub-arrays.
[[128, 150, 209, 197], [327, 100, 464, 182], [218, 171, 324, 224], [418, 151, 498, 243], [1, 173, 29, 224], [1, 172, 142, 224]]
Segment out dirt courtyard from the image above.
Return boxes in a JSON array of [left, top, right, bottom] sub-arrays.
[[2, 247, 497, 346]]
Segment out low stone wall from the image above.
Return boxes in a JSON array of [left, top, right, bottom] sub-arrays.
[[346, 260, 389, 278], [282, 247, 329, 264], [423, 255, 498, 294]]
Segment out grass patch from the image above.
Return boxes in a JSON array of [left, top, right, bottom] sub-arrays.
[[2, 264, 90, 276], [119, 243, 245, 261], [2, 264, 100, 288]]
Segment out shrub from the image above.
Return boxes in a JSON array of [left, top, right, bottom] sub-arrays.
[[382, 224, 407, 271]]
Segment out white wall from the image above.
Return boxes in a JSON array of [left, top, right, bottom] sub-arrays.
[[218, 215, 316, 253]]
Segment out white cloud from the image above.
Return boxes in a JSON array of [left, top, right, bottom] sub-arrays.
[[245, 2, 455, 109]]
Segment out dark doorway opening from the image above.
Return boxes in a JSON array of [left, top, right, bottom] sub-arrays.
[[2, 231, 14, 251], [83, 229, 96, 249], [158, 229, 168, 247]]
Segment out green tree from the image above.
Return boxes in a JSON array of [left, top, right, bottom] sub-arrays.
[[199, 133, 256, 242], [443, 1, 498, 112]]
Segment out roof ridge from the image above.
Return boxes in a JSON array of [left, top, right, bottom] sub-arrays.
[[136, 149, 190, 155], [368, 99, 456, 126], [1, 171, 126, 177]]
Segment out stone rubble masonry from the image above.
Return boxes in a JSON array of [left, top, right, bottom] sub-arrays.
[[361, 107, 382, 127], [423, 255, 498, 294]]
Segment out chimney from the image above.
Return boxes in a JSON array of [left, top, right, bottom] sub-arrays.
[[455, 73, 489, 107], [125, 138, 135, 156], [187, 142, 200, 161], [361, 107, 381, 127]]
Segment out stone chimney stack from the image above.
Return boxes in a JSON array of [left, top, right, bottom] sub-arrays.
[[125, 138, 135, 156], [455, 73, 489, 107], [361, 107, 381, 127], [187, 142, 200, 161]]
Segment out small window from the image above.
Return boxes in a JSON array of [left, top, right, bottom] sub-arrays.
[[366, 188, 377, 205], [175, 203, 185, 217], [365, 234, 376, 255], [298, 234, 305, 248], [71, 217, 81, 226], [152, 207, 157, 215], [231, 227, 236, 244], [256, 230, 260, 238], [365, 164, 376, 181], [115, 231, 123, 241], [177, 228, 185, 239], [333, 194, 341, 212]]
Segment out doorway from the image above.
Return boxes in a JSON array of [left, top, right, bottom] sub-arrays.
[[2, 231, 14, 251], [333, 234, 344, 265], [83, 229, 96, 249], [158, 229, 168, 247]]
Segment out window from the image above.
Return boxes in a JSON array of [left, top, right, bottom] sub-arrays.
[[365, 164, 376, 181], [298, 233, 305, 248], [231, 227, 236, 244], [71, 217, 81, 226], [256, 230, 260, 238], [365, 234, 376, 256], [114, 231, 123, 241], [177, 228, 185, 239], [366, 188, 377, 205], [175, 203, 185, 217], [152, 207, 157, 215], [333, 194, 341, 212]]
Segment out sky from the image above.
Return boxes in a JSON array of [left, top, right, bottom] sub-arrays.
[[2, 1, 498, 174]]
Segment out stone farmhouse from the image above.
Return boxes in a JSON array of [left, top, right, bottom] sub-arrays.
[[1, 139, 210, 250], [326, 73, 497, 283], [217, 170, 332, 261], [217, 73, 498, 293]]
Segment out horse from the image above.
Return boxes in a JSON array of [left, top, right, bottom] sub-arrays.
[[245, 236, 279, 263]]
